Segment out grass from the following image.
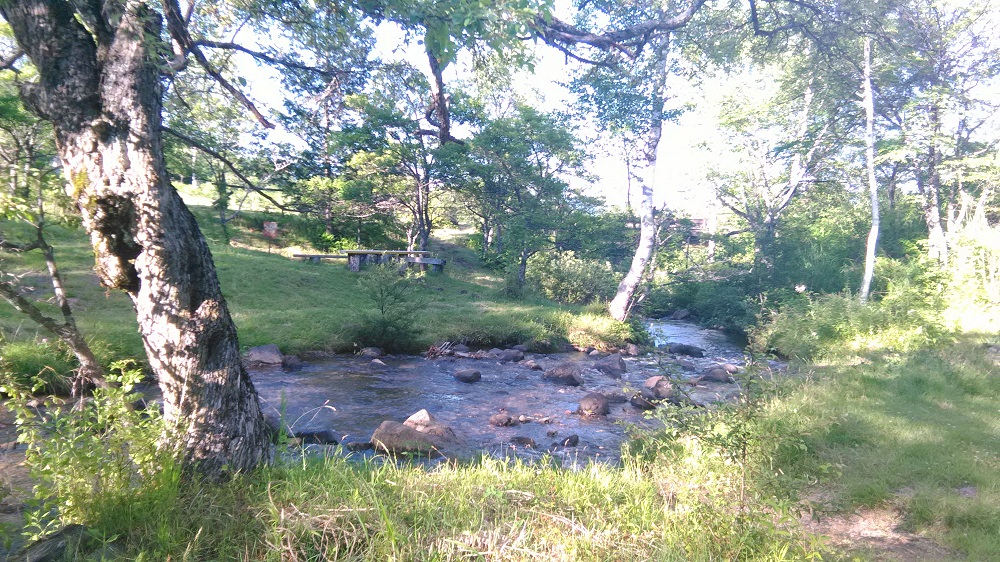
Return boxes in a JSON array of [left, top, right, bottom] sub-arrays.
[[765, 336, 1000, 560]]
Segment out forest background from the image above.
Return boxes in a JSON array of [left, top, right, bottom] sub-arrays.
[[0, 0, 998, 559]]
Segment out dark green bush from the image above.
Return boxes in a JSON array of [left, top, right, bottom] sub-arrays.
[[526, 251, 619, 305], [345, 265, 425, 353]]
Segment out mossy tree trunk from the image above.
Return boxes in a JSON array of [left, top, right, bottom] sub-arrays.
[[0, 0, 270, 478]]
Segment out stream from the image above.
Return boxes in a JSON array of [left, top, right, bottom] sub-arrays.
[[243, 319, 758, 467]]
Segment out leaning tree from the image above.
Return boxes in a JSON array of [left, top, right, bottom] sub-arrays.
[[0, 1, 272, 479]]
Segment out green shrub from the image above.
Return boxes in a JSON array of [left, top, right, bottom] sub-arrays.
[[526, 250, 620, 305], [754, 260, 945, 360], [11, 360, 177, 540], [345, 265, 425, 353]]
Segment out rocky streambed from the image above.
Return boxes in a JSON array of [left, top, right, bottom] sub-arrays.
[[235, 320, 782, 467]]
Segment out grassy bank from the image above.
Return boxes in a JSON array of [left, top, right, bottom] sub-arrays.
[[0, 207, 638, 384], [765, 336, 1000, 560]]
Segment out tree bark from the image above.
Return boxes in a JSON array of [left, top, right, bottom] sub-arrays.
[[860, 37, 880, 304], [1, 1, 270, 478], [922, 103, 948, 264], [608, 35, 669, 322]]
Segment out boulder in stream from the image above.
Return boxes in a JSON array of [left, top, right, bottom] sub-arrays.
[[593, 353, 626, 378], [700, 365, 736, 383], [371, 421, 442, 456], [668, 343, 705, 358], [245, 344, 283, 365], [453, 369, 482, 383], [578, 393, 610, 416], [542, 362, 584, 386], [403, 409, 457, 440]]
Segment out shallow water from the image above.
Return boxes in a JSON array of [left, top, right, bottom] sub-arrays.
[[245, 320, 751, 467]]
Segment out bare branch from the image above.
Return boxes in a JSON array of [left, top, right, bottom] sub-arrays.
[[531, 0, 708, 57], [162, 126, 298, 210], [194, 40, 350, 78], [163, 0, 275, 128]]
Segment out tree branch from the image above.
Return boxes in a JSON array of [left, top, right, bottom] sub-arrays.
[[162, 0, 275, 128], [161, 126, 298, 211], [193, 40, 350, 78], [531, 0, 708, 57]]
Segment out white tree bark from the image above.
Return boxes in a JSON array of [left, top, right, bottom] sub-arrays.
[[860, 37, 880, 304], [608, 36, 669, 322]]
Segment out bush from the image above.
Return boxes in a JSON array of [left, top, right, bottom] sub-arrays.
[[526, 251, 620, 305], [644, 276, 760, 335], [345, 265, 425, 353], [754, 260, 945, 360], [11, 360, 177, 540]]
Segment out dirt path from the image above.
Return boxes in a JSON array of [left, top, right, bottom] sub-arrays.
[[800, 494, 964, 561]]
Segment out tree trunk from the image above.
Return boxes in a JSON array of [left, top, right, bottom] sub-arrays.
[[608, 35, 669, 322], [922, 104, 948, 264], [860, 37, 880, 304], [1, 1, 270, 478]]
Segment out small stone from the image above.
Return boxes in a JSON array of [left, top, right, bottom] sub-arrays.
[[489, 413, 517, 427], [559, 435, 579, 447], [521, 359, 544, 371], [510, 436, 536, 448], [294, 429, 339, 445], [578, 393, 610, 416], [342, 440, 373, 453], [677, 359, 697, 371], [512, 344, 529, 352], [629, 392, 656, 410], [359, 347, 384, 358], [588, 349, 602, 357], [370, 359, 386, 367]]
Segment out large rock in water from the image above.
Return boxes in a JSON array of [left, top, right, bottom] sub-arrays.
[[593, 353, 626, 378], [668, 343, 705, 358], [578, 393, 610, 416], [371, 410, 456, 456], [494, 349, 525, 363], [542, 362, 584, 386], [371, 421, 441, 456], [245, 344, 283, 365], [453, 369, 482, 383], [403, 409, 457, 441]]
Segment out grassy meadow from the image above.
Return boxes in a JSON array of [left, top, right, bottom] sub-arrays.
[[1, 207, 998, 560]]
